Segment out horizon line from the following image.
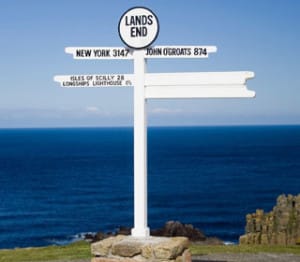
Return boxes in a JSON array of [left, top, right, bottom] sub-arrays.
[[0, 123, 299, 130]]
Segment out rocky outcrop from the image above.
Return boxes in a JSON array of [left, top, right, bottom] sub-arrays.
[[87, 221, 209, 243], [151, 221, 206, 241], [91, 235, 191, 262], [240, 194, 300, 245]]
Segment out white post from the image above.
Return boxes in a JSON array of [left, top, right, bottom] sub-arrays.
[[131, 50, 150, 237]]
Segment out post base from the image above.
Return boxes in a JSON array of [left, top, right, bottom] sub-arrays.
[[131, 227, 150, 237], [91, 235, 191, 262]]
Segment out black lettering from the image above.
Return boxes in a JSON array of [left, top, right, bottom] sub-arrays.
[[92, 80, 122, 87], [146, 47, 162, 56], [63, 81, 89, 87], [76, 50, 83, 57], [76, 49, 91, 57], [142, 27, 147, 36], [130, 16, 136, 25], [161, 48, 193, 56], [70, 75, 84, 81], [130, 27, 135, 37], [193, 48, 208, 56], [117, 75, 124, 81], [135, 16, 141, 25], [148, 15, 153, 25], [93, 49, 110, 57], [131, 26, 147, 37], [141, 15, 146, 25], [112, 49, 129, 57], [127, 15, 153, 26]]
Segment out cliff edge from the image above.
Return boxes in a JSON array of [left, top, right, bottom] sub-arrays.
[[240, 194, 300, 245]]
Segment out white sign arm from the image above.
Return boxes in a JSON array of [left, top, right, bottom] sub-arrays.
[[54, 74, 134, 87], [65, 47, 134, 60], [145, 45, 217, 58], [145, 71, 255, 99]]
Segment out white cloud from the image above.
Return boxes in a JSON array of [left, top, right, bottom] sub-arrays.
[[85, 106, 101, 113], [149, 107, 183, 115]]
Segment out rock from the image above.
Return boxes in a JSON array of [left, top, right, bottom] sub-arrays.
[[89, 228, 130, 243], [180, 249, 192, 262], [111, 238, 145, 257], [116, 226, 131, 236], [153, 237, 189, 260], [88, 220, 220, 243], [94, 232, 111, 241], [91, 258, 120, 262], [91, 235, 126, 257], [92, 236, 190, 262], [239, 235, 248, 245], [261, 233, 268, 245], [151, 221, 206, 241], [239, 194, 300, 245], [141, 244, 152, 259], [91, 258, 122, 262]]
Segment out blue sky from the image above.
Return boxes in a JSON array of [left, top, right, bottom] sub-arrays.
[[0, 0, 299, 127]]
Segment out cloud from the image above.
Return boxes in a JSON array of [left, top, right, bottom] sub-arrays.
[[149, 107, 183, 115], [85, 106, 101, 113], [84, 106, 111, 116], [0, 107, 130, 128]]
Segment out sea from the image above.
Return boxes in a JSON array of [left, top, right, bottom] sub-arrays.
[[0, 125, 299, 249]]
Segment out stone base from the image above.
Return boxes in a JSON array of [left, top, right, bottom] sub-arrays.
[[91, 235, 191, 262]]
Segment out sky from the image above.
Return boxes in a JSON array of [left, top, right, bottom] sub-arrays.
[[0, 0, 299, 127]]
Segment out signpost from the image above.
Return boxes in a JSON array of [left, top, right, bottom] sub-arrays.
[[54, 6, 255, 238]]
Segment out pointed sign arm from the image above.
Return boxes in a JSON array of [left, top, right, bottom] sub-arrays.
[[65, 47, 134, 60], [53, 74, 134, 88]]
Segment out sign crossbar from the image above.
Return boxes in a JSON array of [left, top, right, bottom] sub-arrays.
[[65, 45, 217, 60]]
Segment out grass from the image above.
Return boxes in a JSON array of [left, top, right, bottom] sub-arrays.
[[1, 241, 300, 262], [190, 244, 300, 255], [0, 241, 91, 262]]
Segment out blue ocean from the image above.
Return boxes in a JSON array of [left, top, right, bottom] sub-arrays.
[[0, 126, 299, 249]]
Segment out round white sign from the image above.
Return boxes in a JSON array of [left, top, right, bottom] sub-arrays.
[[118, 7, 159, 49]]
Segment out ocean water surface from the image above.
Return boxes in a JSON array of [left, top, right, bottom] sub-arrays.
[[0, 126, 299, 248]]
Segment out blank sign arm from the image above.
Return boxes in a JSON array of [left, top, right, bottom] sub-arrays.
[[145, 71, 255, 99]]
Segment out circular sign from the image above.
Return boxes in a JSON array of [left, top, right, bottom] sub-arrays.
[[118, 7, 159, 49]]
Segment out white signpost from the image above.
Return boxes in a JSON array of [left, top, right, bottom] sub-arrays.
[[54, 7, 255, 238]]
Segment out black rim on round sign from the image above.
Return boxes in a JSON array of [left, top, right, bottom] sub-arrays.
[[118, 6, 160, 50]]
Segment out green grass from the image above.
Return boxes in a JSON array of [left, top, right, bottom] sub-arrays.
[[1, 241, 300, 262], [0, 241, 91, 262], [190, 244, 300, 255]]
